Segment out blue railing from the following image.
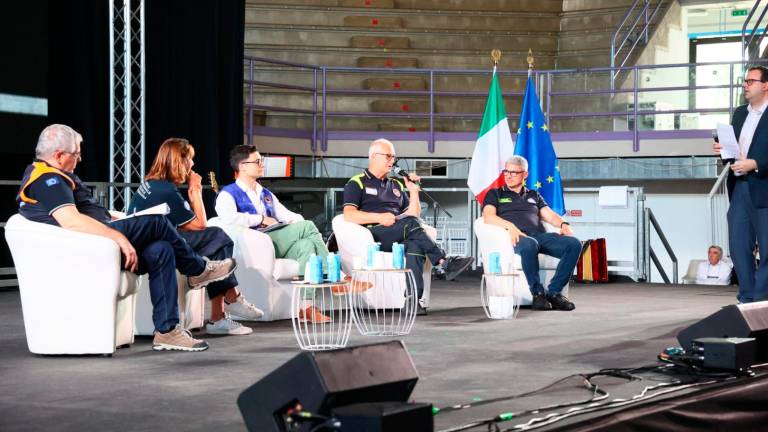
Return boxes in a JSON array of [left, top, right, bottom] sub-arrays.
[[244, 57, 764, 153]]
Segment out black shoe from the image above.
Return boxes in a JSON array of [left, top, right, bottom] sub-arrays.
[[547, 294, 575, 311], [417, 306, 428, 316], [443, 256, 473, 281], [532, 293, 553, 311]]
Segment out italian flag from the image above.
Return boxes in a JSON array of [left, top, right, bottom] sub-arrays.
[[467, 70, 515, 205]]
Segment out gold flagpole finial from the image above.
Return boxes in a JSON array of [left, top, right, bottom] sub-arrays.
[[209, 171, 219, 194], [491, 49, 502, 66], [527, 49, 534, 71]]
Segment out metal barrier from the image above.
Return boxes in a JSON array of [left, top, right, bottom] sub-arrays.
[[644, 207, 678, 284], [244, 56, 767, 154]]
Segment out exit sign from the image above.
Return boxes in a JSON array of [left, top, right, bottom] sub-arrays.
[[733, 9, 748, 17]]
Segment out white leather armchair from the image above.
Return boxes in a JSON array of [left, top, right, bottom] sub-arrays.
[[331, 215, 437, 308], [208, 217, 300, 321], [4, 214, 138, 355], [473, 217, 569, 305]]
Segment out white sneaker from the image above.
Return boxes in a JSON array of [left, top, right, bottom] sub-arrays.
[[224, 295, 264, 321], [206, 316, 253, 335]]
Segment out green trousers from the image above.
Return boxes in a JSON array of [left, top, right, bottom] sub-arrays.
[[267, 220, 329, 276]]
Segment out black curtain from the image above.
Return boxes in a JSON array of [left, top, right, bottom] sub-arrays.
[[145, 0, 245, 184]]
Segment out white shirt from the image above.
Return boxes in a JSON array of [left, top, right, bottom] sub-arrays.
[[214, 178, 303, 228], [695, 260, 733, 285], [738, 101, 768, 157]]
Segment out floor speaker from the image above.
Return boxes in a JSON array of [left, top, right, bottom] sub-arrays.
[[677, 301, 768, 362], [237, 340, 419, 432]]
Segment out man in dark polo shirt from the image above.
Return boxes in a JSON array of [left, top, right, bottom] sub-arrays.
[[16, 124, 237, 351], [482, 155, 580, 311], [342, 138, 473, 314]]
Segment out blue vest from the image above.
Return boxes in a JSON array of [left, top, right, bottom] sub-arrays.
[[220, 183, 275, 217]]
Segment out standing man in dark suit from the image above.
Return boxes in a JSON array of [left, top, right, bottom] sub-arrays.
[[714, 66, 768, 303]]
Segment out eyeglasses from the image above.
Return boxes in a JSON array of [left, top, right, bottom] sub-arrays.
[[743, 79, 766, 86], [375, 153, 396, 161], [240, 158, 263, 166], [502, 169, 524, 176], [62, 151, 82, 161]]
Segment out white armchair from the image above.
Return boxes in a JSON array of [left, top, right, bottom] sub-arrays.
[[473, 217, 569, 305], [4, 214, 138, 355], [331, 215, 437, 308], [133, 273, 206, 335], [208, 217, 300, 321]]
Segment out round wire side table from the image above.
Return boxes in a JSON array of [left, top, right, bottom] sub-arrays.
[[480, 272, 524, 319], [350, 268, 418, 336], [290, 281, 353, 351]]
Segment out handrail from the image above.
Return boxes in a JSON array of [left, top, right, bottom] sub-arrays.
[[743, 1, 768, 62], [610, 0, 666, 88], [645, 207, 678, 284], [243, 55, 768, 153], [707, 163, 731, 254]]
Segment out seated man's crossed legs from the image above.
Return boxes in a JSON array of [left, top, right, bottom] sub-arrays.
[[514, 232, 580, 311]]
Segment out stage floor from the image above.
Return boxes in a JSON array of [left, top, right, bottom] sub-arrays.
[[0, 277, 739, 431]]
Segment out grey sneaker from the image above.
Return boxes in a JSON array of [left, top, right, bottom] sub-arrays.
[[206, 316, 253, 335], [224, 295, 264, 321], [188, 257, 237, 290], [152, 324, 209, 352]]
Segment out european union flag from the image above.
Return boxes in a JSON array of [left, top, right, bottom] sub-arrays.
[[514, 77, 565, 215]]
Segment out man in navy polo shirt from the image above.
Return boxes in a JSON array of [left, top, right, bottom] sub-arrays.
[[482, 155, 580, 311], [16, 124, 236, 351], [342, 138, 473, 314]]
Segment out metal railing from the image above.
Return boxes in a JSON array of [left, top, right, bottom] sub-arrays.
[[644, 207, 678, 284], [244, 57, 764, 154], [742, 0, 768, 62], [610, 0, 667, 88], [707, 162, 730, 255]]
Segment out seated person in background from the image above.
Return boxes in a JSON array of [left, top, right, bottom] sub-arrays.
[[215, 144, 351, 323], [695, 245, 733, 285], [128, 138, 263, 336], [18, 124, 236, 352], [482, 155, 580, 312], [342, 138, 474, 314]]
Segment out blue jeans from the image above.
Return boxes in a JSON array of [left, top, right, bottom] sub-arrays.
[[513, 232, 581, 296], [109, 215, 206, 332], [728, 181, 768, 303]]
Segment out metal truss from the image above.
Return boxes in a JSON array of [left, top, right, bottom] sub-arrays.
[[109, 0, 145, 211]]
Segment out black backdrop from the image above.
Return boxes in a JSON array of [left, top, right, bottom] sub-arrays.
[[46, 0, 245, 183]]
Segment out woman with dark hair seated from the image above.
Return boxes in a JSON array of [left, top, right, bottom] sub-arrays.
[[128, 138, 262, 335]]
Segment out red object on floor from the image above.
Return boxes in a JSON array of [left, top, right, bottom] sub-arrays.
[[371, 18, 379, 25], [408, 127, 417, 132], [401, 104, 409, 111], [364, 0, 372, 5], [576, 238, 608, 282], [393, 81, 401, 88], [377, 39, 386, 46], [385, 59, 394, 67]]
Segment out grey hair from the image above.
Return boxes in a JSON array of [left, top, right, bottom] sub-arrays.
[[36, 124, 81, 159], [708, 245, 723, 256], [505, 155, 528, 171], [368, 138, 394, 158]]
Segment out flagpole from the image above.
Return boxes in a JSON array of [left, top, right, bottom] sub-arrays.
[[527, 48, 534, 78]]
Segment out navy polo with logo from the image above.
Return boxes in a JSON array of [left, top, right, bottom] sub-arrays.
[[343, 169, 409, 215], [482, 186, 548, 235], [127, 180, 195, 227]]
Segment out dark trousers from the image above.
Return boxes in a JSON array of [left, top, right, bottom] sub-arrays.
[[109, 215, 206, 333], [514, 232, 581, 296], [369, 216, 445, 299], [728, 181, 768, 302], [179, 227, 238, 300]]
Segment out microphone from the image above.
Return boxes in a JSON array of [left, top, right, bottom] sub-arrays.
[[395, 167, 421, 187]]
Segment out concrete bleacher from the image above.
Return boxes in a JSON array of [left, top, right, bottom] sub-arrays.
[[244, 0, 668, 133]]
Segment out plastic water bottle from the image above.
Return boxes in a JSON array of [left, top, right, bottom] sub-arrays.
[[392, 242, 404, 269], [327, 252, 340, 282], [367, 244, 378, 268], [489, 252, 501, 274], [308, 254, 321, 283]]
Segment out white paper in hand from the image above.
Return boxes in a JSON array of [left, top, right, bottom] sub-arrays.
[[716, 123, 740, 160]]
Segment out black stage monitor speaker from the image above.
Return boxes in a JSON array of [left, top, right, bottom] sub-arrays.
[[237, 341, 419, 432], [678, 301, 768, 362]]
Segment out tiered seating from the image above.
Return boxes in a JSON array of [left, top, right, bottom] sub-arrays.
[[245, 0, 668, 133]]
